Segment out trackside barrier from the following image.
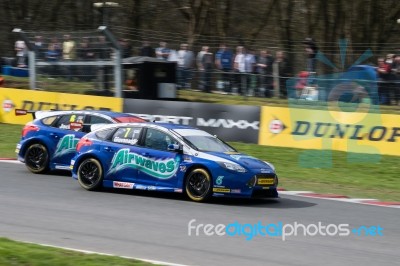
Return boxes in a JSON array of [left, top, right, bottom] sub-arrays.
[[122, 98, 261, 143], [2, 87, 400, 156], [259, 106, 400, 156]]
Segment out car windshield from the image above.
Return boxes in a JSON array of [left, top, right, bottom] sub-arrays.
[[173, 129, 236, 152], [113, 116, 146, 123]]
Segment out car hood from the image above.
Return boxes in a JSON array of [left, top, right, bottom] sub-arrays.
[[206, 151, 274, 173]]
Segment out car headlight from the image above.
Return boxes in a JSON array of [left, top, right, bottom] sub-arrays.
[[264, 161, 275, 172], [218, 162, 247, 173]]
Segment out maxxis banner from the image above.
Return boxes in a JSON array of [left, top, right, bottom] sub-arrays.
[[123, 99, 261, 143]]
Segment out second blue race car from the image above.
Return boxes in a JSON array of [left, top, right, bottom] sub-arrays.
[[15, 110, 146, 173], [71, 122, 278, 202]]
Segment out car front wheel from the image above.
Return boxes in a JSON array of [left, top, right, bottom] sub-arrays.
[[77, 158, 103, 191], [185, 168, 212, 202]]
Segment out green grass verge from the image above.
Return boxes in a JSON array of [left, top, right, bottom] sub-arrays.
[[0, 123, 21, 158], [0, 238, 157, 266], [1, 123, 398, 201]]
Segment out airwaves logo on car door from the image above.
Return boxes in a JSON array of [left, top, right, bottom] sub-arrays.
[[108, 148, 180, 179], [54, 134, 79, 157]]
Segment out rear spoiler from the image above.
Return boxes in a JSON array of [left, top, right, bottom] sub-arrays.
[[14, 109, 60, 120], [15, 109, 37, 119]]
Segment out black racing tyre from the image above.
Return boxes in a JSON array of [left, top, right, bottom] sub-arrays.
[[185, 168, 212, 202], [77, 158, 103, 191], [24, 143, 49, 174]]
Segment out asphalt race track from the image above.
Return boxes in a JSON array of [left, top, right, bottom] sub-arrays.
[[0, 161, 399, 266]]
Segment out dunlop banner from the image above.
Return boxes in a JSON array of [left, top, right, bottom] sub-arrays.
[[0, 88, 122, 125], [259, 106, 400, 156]]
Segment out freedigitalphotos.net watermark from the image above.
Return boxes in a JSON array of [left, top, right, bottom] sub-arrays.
[[187, 219, 383, 241]]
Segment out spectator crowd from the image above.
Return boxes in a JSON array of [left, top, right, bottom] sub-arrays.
[[8, 35, 400, 103]]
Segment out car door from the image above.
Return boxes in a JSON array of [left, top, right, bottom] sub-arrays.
[[50, 113, 86, 168], [136, 127, 182, 189], [102, 126, 144, 184]]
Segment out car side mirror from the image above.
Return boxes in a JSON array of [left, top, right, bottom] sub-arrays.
[[167, 143, 182, 152]]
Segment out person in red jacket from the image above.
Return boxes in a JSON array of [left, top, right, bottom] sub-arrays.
[[377, 57, 392, 105]]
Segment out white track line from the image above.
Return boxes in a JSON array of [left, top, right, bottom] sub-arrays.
[[21, 241, 190, 266]]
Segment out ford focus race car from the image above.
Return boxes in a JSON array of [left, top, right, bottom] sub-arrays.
[[71, 122, 278, 202], [15, 110, 146, 173]]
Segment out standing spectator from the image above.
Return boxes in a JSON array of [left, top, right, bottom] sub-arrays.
[[196, 46, 209, 90], [155, 41, 170, 61], [256, 50, 269, 97], [377, 57, 392, 105], [49, 37, 62, 56], [15, 40, 27, 67], [385, 54, 396, 104], [96, 35, 111, 93], [215, 44, 233, 93], [177, 44, 194, 89], [77, 37, 95, 60], [46, 43, 61, 62], [202, 49, 214, 93], [62, 34, 76, 60], [77, 37, 95, 81], [244, 48, 256, 96], [303, 37, 318, 74], [96, 36, 110, 59], [139, 40, 155, 57], [275, 51, 292, 98], [233, 46, 246, 95], [63, 34, 76, 80], [391, 54, 400, 105], [119, 38, 132, 58], [45, 42, 61, 77], [33, 36, 46, 60]]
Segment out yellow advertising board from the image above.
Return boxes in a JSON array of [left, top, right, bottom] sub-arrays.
[[259, 106, 400, 156], [0, 88, 123, 125]]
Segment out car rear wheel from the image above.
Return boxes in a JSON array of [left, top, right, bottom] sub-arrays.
[[185, 168, 212, 202], [24, 143, 49, 174], [77, 158, 103, 191]]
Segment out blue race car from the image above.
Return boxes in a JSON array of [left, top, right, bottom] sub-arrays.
[[15, 110, 146, 174], [71, 122, 278, 202]]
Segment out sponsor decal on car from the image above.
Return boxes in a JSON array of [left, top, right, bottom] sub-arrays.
[[54, 134, 80, 157], [183, 155, 192, 162], [108, 148, 180, 179], [113, 181, 135, 189], [15, 143, 21, 153], [135, 184, 147, 190], [215, 176, 224, 186], [113, 136, 138, 145], [260, 168, 273, 173], [257, 178, 275, 185], [213, 188, 231, 193]]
